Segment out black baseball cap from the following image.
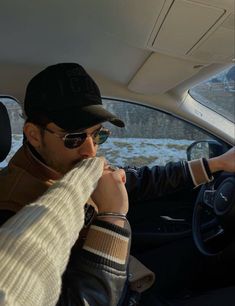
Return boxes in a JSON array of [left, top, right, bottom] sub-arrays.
[[24, 63, 125, 130]]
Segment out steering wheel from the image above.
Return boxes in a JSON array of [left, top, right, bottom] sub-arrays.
[[192, 173, 235, 256]]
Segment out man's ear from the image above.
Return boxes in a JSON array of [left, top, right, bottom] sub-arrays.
[[23, 122, 42, 148]]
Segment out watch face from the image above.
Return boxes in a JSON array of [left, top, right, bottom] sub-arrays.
[[84, 204, 95, 227]]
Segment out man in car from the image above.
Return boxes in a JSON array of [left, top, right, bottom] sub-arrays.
[[0, 62, 234, 306], [0, 63, 131, 306]]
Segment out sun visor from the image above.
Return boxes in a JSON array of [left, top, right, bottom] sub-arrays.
[[128, 52, 205, 94]]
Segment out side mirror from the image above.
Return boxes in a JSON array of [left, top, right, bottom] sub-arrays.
[[186, 140, 227, 161]]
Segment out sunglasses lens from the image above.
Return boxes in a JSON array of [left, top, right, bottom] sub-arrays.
[[63, 129, 110, 149], [94, 130, 110, 145], [64, 133, 86, 149]]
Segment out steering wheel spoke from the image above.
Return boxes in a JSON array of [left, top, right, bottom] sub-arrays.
[[193, 173, 235, 256], [203, 225, 224, 242], [203, 189, 216, 208]]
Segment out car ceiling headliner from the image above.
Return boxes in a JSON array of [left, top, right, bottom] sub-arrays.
[[0, 0, 234, 103]]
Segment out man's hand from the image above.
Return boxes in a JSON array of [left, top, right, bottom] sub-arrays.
[[91, 165, 128, 215], [208, 147, 235, 173]]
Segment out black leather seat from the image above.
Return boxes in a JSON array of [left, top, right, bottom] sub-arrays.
[[0, 101, 12, 162]]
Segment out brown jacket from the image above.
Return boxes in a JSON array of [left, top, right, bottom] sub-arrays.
[[0, 145, 62, 212]]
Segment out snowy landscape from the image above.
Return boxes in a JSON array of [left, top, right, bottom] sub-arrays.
[[98, 137, 193, 167], [0, 134, 193, 168]]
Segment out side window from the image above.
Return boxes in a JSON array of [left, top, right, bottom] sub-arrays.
[[98, 100, 214, 167], [0, 97, 24, 168], [190, 65, 235, 123]]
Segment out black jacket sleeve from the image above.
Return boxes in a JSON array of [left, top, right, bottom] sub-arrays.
[[56, 219, 131, 306], [125, 161, 194, 202]]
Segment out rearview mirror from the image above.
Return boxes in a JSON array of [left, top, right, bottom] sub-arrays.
[[186, 140, 227, 161]]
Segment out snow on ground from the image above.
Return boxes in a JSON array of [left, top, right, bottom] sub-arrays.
[[0, 135, 193, 168], [98, 137, 193, 167]]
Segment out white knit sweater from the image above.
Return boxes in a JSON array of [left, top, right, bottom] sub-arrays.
[[0, 157, 104, 306]]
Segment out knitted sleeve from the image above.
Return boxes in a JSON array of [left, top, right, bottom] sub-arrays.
[[0, 157, 104, 306]]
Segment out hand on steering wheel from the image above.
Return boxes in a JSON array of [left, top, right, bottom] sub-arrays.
[[192, 173, 235, 256]]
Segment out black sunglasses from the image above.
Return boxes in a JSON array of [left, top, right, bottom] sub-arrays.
[[40, 126, 111, 149]]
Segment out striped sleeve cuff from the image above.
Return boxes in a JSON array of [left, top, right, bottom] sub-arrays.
[[82, 219, 130, 270], [187, 158, 214, 187]]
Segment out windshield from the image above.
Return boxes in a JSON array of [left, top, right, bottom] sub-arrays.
[[190, 65, 235, 123]]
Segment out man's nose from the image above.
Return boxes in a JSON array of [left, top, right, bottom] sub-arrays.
[[77, 136, 96, 158]]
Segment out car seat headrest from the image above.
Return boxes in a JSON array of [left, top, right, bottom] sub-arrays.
[[0, 102, 12, 162]]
